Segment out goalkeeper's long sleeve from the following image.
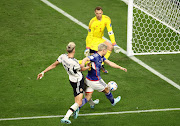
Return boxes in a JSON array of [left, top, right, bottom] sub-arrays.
[[106, 16, 116, 45]]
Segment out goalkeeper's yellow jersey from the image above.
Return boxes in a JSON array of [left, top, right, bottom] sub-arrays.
[[86, 15, 116, 49]]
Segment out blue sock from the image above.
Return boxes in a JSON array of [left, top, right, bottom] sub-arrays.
[[105, 92, 114, 104], [79, 98, 88, 109]]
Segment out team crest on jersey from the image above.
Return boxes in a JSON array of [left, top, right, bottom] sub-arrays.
[[89, 29, 91, 32], [110, 24, 112, 27]]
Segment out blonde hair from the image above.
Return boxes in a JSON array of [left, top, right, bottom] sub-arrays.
[[98, 43, 107, 51], [66, 42, 76, 53]]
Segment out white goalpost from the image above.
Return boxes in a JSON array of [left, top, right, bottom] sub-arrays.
[[126, 0, 180, 56]]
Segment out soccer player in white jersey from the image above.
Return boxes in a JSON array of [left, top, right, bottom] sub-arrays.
[[79, 43, 127, 110], [37, 42, 90, 124]]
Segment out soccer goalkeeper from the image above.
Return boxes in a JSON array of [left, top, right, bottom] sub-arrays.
[[84, 6, 121, 73]]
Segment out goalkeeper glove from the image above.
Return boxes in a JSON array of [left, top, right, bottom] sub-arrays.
[[84, 48, 90, 57], [113, 44, 121, 53]]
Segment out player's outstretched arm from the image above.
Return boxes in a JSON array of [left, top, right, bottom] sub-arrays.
[[81, 65, 90, 71], [80, 57, 90, 68], [105, 16, 121, 53], [37, 61, 60, 80], [104, 59, 127, 72]]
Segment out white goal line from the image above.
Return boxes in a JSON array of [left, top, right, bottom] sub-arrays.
[[0, 108, 180, 121]]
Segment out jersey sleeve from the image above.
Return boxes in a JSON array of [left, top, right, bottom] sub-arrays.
[[86, 19, 95, 49], [105, 16, 116, 45], [57, 54, 63, 63], [88, 55, 96, 62]]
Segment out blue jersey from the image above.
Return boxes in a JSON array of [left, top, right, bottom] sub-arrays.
[[86, 53, 106, 81]]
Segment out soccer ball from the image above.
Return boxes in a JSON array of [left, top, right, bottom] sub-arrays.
[[108, 81, 118, 91]]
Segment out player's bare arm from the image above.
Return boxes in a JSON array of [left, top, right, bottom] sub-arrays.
[[80, 57, 90, 68], [81, 65, 90, 71], [37, 60, 60, 80], [104, 59, 127, 72]]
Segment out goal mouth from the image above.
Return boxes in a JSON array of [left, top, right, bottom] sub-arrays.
[[127, 0, 180, 56]]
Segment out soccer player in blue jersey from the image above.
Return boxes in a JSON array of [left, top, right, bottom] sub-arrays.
[[78, 43, 127, 110]]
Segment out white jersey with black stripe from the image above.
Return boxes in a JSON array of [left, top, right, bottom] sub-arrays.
[[57, 54, 82, 82]]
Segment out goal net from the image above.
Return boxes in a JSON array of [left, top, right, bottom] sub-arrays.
[[127, 0, 180, 56]]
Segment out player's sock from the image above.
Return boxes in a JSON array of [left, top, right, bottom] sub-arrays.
[[105, 92, 114, 104], [64, 103, 79, 119], [104, 50, 112, 59], [79, 98, 88, 109]]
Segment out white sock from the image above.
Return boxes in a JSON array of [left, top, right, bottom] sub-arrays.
[[64, 103, 79, 119], [88, 99, 95, 106]]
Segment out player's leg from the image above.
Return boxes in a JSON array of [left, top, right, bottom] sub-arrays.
[[73, 77, 86, 118], [79, 84, 94, 109], [102, 87, 121, 106], [61, 93, 83, 124], [88, 78, 116, 105], [79, 92, 93, 109], [73, 93, 83, 119], [103, 41, 113, 59], [78, 79, 99, 109], [88, 78, 120, 106], [100, 79, 121, 106], [83, 77, 99, 108], [61, 79, 84, 124], [80, 78, 99, 109], [98, 79, 114, 104], [102, 87, 114, 103]]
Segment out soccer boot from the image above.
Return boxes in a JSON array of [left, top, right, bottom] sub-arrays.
[[90, 99, 99, 109], [101, 65, 108, 73], [112, 96, 121, 106], [61, 118, 71, 124], [73, 108, 79, 119]]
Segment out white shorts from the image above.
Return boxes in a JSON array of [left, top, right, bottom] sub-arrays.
[[85, 78, 108, 92]]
